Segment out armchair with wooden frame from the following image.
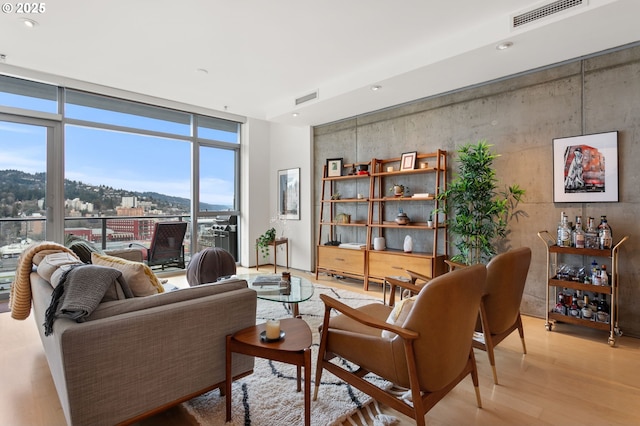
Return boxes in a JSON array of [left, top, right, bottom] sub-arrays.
[[130, 221, 188, 270], [314, 264, 487, 426], [474, 246, 531, 384]]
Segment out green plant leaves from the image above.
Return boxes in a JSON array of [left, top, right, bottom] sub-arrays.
[[437, 140, 525, 265]]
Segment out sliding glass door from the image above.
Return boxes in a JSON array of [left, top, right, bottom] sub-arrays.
[[0, 115, 61, 292]]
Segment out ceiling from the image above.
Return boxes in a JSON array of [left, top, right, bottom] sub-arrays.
[[1, 0, 639, 126]]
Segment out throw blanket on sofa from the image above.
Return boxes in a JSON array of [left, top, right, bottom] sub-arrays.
[[44, 264, 134, 336], [9, 242, 78, 320]]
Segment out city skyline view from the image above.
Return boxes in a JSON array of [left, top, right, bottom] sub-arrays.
[[0, 92, 238, 210]]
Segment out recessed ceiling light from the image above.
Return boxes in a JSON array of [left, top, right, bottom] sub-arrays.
[[292, 112, 299, 117], [21, 18, 38, 28], [371, 85, 382, 91], [496, 41, 513, 51]]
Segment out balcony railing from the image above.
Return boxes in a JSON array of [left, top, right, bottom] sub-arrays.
[[0, 214, 201, 299]]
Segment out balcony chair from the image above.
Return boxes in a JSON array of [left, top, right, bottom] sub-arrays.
[[130, 221, 188, 270], [474, 246, 532, 384], [314, 264, 487, 426]]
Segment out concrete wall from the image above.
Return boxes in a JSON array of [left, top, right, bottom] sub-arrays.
[[313, 43, 640, 337]]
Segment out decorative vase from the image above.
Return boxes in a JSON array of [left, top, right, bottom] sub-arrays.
[[393, 185, 404, 197], [395, 212, 410, 225], [403, 235, 413, 253], [373, 237, 386, 250]]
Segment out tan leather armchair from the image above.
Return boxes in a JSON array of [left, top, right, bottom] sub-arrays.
[[474, 246, 532, 384], [314, 264, 487, 426]]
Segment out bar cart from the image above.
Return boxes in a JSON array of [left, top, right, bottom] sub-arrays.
[[537, 231, 629, 346]]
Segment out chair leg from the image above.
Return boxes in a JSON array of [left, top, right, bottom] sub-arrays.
[[313, 307, 332, 401], [517, 314, 527, 354], [469, 349, 482, 409]]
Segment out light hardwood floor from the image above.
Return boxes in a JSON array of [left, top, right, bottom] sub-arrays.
[[1, 267, 639, 425]]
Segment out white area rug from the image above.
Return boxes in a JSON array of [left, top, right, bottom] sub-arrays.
[[183, 284, 396, 425]]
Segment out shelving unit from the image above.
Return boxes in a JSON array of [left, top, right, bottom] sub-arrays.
[[537, 231, 629, 346], [316, 150, 448, 290]]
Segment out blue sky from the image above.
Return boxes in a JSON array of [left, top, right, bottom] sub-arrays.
[[0, 92, 237, 207]]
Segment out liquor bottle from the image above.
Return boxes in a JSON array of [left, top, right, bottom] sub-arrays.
[[557, 212, 571, 247], [555, 292, 567, 315], [598, 216, 613, 249], [572, 215, 585, 248], [591, 260, 601, 286], [585, 217, 599, 249], [557, 211, 566, 246], [600, 264, 609, 286], [597, 294, 610, 323]]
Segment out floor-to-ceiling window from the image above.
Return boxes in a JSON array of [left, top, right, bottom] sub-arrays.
[[0, 75, 242, 292]]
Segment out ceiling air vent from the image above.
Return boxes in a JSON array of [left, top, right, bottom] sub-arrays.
[[295, 91, 318, 106], [512, 0, 585, 28]]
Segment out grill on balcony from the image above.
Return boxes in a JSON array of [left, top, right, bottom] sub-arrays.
[[212, 215, 237, 261]]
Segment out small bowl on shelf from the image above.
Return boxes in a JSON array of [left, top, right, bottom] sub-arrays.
[[394, 212, 410, 225]]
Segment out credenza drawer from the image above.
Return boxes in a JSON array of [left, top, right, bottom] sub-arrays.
[[317, 246, 365, 275], [367, 251, 433, 279]]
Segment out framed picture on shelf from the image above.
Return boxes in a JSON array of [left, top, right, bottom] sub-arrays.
[[278, 167, 300, 220], [400, 151, 417, 171], [553, 131, 618, 203], [326, 158, 343, 177]]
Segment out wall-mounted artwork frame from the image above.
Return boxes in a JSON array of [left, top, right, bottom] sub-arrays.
[[553, 131, 618, 203], [278, 167, 300, 220], [400, 151, 417, 171], [326, 158, 343, 177]]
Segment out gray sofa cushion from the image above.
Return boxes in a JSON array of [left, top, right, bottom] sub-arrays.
[[87, 278, 250, 321]]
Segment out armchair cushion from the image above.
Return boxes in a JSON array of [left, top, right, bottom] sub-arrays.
[[91, 252, 164, 296], [381, 296, 417, 338]]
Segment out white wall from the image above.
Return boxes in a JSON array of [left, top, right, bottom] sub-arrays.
[[269, 123, 314, 271], [241, 118, 313, 271], [240, 118, 271, 268]]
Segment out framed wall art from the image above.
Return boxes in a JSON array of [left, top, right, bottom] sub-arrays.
[[278, 167, 300, 220], [400, 151, 417, 171], [553, 131, 618, 203], [326, 158, 343, 177]]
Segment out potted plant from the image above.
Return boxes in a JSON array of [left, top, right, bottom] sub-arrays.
[[256, 227, 276, 259], [437, 140, 526, 265], [389, 184, 408, 197]]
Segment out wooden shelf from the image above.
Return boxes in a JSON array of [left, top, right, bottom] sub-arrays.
[[549, 278, 612, 295], [548, 312, 611, 331], [316, 150, 448, 291]]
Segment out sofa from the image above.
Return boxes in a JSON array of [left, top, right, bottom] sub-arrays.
[[29, 266, 257, 425]]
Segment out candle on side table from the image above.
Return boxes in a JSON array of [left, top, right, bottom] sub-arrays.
[[266, 319, 281, 340]]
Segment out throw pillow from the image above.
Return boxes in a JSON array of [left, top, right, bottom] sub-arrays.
[[32, 249, 66, 266], [37, 252, 83, 284], [91, 252, 164, 296], [381, 296, 417, 339], [68, 240, 101, 263]]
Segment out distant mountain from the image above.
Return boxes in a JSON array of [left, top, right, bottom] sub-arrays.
[[0, 169, 231, 212]]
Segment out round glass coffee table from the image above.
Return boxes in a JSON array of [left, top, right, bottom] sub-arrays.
[[237, 274, 314, 317]]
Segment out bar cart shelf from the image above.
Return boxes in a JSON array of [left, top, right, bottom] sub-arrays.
[[537, 231, 629, 346]]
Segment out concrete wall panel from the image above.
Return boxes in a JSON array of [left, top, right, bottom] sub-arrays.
[[314, 44, 640, 337]]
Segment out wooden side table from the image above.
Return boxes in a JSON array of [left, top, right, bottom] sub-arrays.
[[226, 317, 312, 426], [256, 237, 289, 273]]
